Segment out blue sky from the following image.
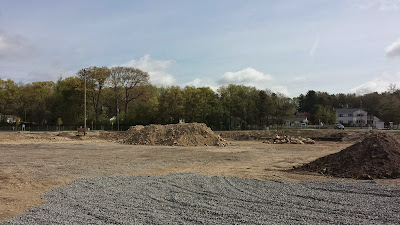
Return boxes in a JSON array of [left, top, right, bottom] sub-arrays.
[[1, 0, 400, 97]]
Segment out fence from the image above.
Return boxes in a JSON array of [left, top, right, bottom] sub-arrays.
[[1, 124, 397, 132], [0, 125, 132, 132]]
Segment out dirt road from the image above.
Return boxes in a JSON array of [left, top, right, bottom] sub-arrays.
[[1, 131, 399, 221]]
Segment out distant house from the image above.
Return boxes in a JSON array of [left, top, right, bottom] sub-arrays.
[[335, 108, 367, 127], [367, 115, 385, 129], [284, 114, 308, 127], [336, 108, 384, 128], [0, 114, 18, 124]]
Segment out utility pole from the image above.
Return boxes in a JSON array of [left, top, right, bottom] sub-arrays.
[[84, 68, 87, 136], [360, 100, 362, 129], [117, 98, 120, 131]]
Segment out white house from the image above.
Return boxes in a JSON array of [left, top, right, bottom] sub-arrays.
[[336, 108, 385, 128], [0, 114, 18, 124], [367, 115, 385, 129], [284, 115, 308, 127], [336, 108, 367, 127]]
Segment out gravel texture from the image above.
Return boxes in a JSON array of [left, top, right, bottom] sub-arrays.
[[3, 173, 400, 225]]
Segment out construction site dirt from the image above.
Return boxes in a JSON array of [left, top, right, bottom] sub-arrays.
[[1, 128, 400, 222]]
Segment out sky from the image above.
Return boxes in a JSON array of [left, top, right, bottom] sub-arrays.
[[1, 0, 400, 97]]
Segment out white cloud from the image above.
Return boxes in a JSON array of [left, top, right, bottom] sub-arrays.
[[185, 78, 219, 91], [385, 39, 400, 57], [218, 67, 272, 85], [379, 0, 400, 11], [270, 85, 290, 96], [351, 0, 400, 11], [217, 67, 289, 96], [350, 72, 400, 95], [120, 54, 176, 86], [186, 78, 206, 87], [0, 32, 31, 59]]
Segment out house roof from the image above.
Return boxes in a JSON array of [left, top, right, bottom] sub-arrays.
[[336, 108, 366, 114], [284, 116, 308, 122]]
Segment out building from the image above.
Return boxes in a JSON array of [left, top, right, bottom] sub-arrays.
[[336, 108, 385, 128], [367, 115, 385, 129], [335, 108, 367, 127], [284, 114, 309, 127], [0, 114, 18, 124]]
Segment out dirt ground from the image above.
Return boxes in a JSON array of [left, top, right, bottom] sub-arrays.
[[1, 130, 400, 221]]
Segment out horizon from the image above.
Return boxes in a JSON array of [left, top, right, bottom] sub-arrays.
[[1, 0, 400, 97]]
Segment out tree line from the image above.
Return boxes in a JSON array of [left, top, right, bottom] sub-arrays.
[[1, 66, 399, 130]]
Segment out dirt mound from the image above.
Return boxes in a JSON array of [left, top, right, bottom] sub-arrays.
[[122, 123, 228, 147], [295, 133, 400, 179]]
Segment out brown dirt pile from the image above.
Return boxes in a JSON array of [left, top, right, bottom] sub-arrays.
[[295, 133, 400, 179], [122, 123, 228, 147]]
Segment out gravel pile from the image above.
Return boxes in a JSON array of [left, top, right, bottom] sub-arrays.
[[3, 173, 400, 224]]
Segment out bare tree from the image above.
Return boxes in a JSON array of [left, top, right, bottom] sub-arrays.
[[109, 67, 150, 118], [388, 83, 398, 93], [109, 67, 123, 113]]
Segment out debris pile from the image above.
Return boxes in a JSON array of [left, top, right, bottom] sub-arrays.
[[122, 123, 228, 147], [295, 133, 400, 179], [263, 135, 315, 144]]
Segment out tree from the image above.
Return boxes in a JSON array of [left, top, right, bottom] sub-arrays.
[[157, 86, 184, 124], [183, 86, 218, 124], [19, 81, 55, 125], [361, 92, 381, 117], [258, 90, 274, 127], [388, 83, 398, 93], [298, 90, 317, 113], [110, 67, 150, 119], [218, 84, 259, 130], [108, 67, 123, 120], [271, 93, 296, 126], [378, 92, 400, 124], [51, 77, 84, 126], [0, 79, 20, 123], [57, 118, 63, 130], [315, 105, 336, 125], [126, 85, 159, 125], [77, 66, 110, 125]]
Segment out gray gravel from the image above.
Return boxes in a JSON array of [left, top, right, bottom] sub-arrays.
[[3, 173, 400, 225]]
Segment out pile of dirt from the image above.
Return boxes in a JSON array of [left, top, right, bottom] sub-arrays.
[[263, 135, 315, 144], [122, 123, 228, 147], [295, 133, 400, 179]]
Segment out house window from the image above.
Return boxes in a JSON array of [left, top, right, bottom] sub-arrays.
[[348, 113, 352, 117], [348, 120, 352, 124], [339, 114, 343, 117], [356, 120, 364, 124]]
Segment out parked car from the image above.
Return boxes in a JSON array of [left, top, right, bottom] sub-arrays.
[[334, 124, 345, 130]]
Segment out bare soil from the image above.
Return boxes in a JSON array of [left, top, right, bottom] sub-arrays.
[[295, 132, 400, 179], [1, 129, 400, 221]]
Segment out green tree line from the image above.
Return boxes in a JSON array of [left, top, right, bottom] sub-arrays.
[[1, 67, 399, 130]]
